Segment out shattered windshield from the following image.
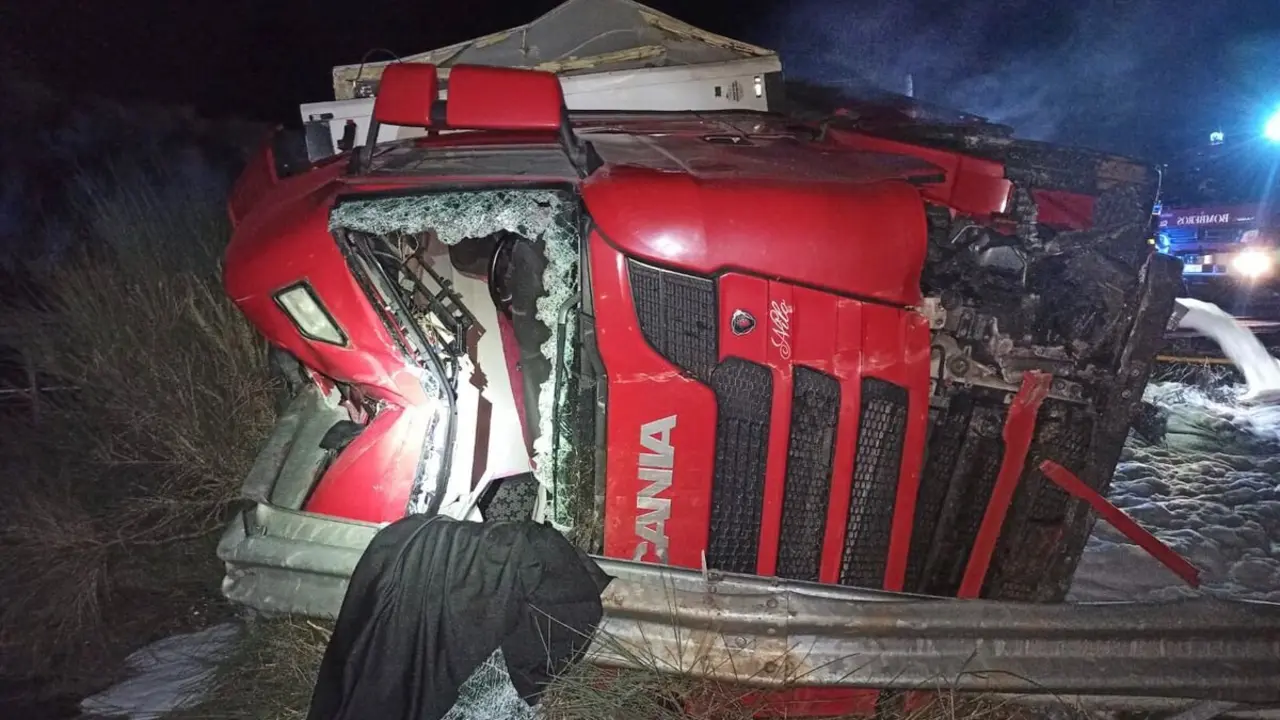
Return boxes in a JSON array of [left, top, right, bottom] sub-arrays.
[[330, 188, 582, 508]]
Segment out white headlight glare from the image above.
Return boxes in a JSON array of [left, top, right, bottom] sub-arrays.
[[1231, 249, 1274, 280], [275, 284, 347, 345]]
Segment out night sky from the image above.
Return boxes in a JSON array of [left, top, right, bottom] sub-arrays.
[[4, 0, 1280, 159]]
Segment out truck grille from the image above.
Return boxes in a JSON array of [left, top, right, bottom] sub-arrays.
[[622, 267, 923, 585], [839, 378, 909, 588], [905, 400, 972, 592], [706, 358, 773, 574], [982, 409, 1094, 600], [628, 260, 718, 383], [918, 407, 1005, 597], [776, 368, 841, 582]]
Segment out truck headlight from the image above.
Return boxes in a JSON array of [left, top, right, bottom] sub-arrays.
[[274, 283, 347, 345], [1231, 249, 1274, 280]]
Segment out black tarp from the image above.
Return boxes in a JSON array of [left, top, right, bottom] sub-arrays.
[[307, 515, 612, 720]]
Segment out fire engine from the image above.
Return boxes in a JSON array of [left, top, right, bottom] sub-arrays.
[[1157, 203, 1279, 284]]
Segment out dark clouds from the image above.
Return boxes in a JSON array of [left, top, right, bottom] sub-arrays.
[[765, 0, 1280, 158]]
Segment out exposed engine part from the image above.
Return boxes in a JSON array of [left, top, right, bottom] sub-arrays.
[[1009, 185, 1041, 251], [917, 296, 947, 329], [929, 328, 1085, 405], [921, 182, 1154, 396]]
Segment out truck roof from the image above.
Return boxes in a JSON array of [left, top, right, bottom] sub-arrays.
[[357, 111, 944, 187], [333, 110, 934, 308]]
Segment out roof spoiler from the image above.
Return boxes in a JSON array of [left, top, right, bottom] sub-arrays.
[[354, 63, 593, 177]]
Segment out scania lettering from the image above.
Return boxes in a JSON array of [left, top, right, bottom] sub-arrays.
[[634, 415, 676, 563]]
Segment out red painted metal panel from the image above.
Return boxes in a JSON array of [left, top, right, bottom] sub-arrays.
[[445, 65, 564, 131], [825, 128, 1013, 219], [878, 310, 933, 592], [224, 178, 428, 409], [593, 233, 717, 569], [958, 371, 1052, 598], [373, 63, 440, 128], [305, 404, 430, 522], [583, 168, 928, 307], [756, 282, 795, 576], [1033, 189, 1095, 231], [854, 304, 933, 591], [224, 162, 445, 524], [716, 279, 929, 584], [819, 299, 865, 584], [227, 131, 279, 228], [1040, 460, 1200, 588], [724, 688, 882, 718]]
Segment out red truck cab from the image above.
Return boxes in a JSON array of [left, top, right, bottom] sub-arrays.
[[219, 64, 1181, 621]]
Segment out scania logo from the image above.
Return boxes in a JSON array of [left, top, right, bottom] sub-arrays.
[[730, 309, 756, 335], [634, 415, 676, 563]]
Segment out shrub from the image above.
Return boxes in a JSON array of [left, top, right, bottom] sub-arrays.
[[0, 152, 275, 695], [168, 619, 329, 720]]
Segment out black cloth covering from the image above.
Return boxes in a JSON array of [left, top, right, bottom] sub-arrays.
[[307, 515, 612, 720]]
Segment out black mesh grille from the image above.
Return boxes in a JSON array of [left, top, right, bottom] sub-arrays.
[[984, 408, 1095, 600], [904, 400, 972, 592], [628, 260, 718, 383], [707, 358, 773, 574], [919, 406, 1005, 597], [987, 523, 1059, 601], [1028, 416, 1092, 523], [839, 378, 909, 588], [776, 368, 841, 582]]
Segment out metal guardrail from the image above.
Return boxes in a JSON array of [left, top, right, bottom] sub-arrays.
[[219, 385, 1280, 711], [220, 504, 1280, 706], [591, 560, 1280, 702]]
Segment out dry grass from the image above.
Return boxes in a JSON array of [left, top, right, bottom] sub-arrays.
[[540, 622, 1088, 720], [541, 663, 1082, 720], [170, 597, 1092, 720], [0, 156, 275, 697], [177, 618, 1075, 720], [168, 619, 330, 720]]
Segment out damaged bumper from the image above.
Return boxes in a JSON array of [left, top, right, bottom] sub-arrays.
[[220, 386, 1280, 707]]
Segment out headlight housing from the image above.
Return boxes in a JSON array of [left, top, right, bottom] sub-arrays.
[[1230, 249, 1274, 280], [274, 282, 348, 345]]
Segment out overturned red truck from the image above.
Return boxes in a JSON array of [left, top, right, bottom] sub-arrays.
[[218, 63, 1181, 615]]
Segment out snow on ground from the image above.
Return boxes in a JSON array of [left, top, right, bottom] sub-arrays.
[[1070, 382, 1280, 602], [80, 623, 239, 720]]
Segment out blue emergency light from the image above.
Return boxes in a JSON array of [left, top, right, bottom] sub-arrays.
[[1265, 108, 1280, 142]]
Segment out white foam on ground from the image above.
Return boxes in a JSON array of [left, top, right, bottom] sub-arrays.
[[80, 623, 239, 720], [1174, 297, 1280, 403], [1070, 382, 1280, 602]]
